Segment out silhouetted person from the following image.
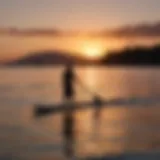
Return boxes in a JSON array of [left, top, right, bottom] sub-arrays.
[[63, 64, 75, 100]]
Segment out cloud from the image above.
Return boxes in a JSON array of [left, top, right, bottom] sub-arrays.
[[0, 28, 62, 37], [101, 21, 160, 38], [1, 21, 160, 38]]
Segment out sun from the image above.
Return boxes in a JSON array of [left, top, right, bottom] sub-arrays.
[[82, 45, 106, 60], [75, 39, 107, 60]]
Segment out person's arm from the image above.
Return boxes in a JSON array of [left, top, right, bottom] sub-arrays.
[[74, 74, 86, 90], [74, 74, 94, 95]]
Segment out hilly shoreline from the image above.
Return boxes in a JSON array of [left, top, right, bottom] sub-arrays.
[[3, 44, 160, 66]]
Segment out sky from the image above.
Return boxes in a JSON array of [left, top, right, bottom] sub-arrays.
[[0, 0, 160, 62], [0, 0, 160, 31]]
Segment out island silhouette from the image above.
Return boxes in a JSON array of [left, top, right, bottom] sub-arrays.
[[103, 44, 160, 65], [3, 44, 160, 66]]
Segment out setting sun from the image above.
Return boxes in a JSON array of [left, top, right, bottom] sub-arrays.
[[77, 39, 107, 60], [81, 44, 106, 60]]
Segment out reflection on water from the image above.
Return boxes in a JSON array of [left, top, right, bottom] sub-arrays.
[[0, 67, 160, 159], [63, 110, 75, 158]]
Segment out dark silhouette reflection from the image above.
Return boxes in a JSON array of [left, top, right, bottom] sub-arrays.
[[93, 96, 103, 119], [63, 109, 75, 158], [92, 96, 103, 139]]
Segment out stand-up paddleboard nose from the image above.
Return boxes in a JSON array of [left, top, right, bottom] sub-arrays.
[[34, 106, 55, 117]]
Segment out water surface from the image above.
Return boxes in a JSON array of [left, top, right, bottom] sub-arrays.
[[0, 66, 159, 159]]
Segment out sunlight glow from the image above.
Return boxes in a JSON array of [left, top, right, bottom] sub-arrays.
[[81, 43, 106, 60]]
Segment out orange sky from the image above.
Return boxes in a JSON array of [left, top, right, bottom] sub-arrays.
[[0, 1, 160, 61], [0, 34, 160, 62]]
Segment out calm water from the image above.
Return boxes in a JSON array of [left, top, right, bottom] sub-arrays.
[[0, 66, 160, 160]]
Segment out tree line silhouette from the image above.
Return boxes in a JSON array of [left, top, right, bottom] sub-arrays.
[[103, 44, 160, 65]]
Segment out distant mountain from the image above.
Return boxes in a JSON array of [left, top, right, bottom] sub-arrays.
[[103, 44, 160, 65], [6, 51, 95, 66]]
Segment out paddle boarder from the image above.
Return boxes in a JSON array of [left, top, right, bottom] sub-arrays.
[[63, 64, 102, 101], [63, 64, 75, 100]]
